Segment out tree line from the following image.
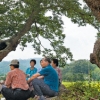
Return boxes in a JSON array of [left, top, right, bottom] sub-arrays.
[[62, 59, 100, 81]]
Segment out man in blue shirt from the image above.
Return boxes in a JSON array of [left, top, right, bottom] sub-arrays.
[[28, 57, 59, 100], [26, 59, 37, 80]]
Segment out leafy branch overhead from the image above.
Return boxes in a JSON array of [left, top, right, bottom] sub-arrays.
[[0, 0, 100, 67]]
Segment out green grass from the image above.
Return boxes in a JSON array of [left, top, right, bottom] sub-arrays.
[[62, 81, 100, 100]]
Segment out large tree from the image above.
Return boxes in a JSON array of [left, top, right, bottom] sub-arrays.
[[0, 0, 100, 66], [84, 0, 100, 68]]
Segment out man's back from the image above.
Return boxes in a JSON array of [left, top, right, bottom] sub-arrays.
[[39, 64, 59, 92], [55, 67, 62, 82], [1, 59, 31, 100], [5, 68, 29, 90]]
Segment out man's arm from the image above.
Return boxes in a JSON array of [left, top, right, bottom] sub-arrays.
[[37, 75, 44, 79], [27, 73, 40, 83], [58, 68, 62, 82], [5, 73, 12, 88]]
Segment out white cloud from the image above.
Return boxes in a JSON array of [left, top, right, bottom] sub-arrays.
[[63, 17, 97, 60]]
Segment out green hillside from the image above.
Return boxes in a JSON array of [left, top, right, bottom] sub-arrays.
[[62, 59, 100, 81]]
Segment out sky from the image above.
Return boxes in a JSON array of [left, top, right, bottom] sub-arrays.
[[3, 16, 97, 61]]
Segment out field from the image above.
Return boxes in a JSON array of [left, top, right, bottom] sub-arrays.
[[1, 81, 100, 100], [61, 81, 100, 100]]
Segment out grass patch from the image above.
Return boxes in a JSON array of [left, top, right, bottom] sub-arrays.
[[62, 81, 100, 100]]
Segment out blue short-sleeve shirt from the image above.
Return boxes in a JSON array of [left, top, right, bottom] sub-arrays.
[[39, 64, 59, 92], [26, 67, 37, 80]]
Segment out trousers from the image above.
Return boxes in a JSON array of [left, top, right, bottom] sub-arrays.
[[1, 87, 31, 100], [31, 78, 58, 97]]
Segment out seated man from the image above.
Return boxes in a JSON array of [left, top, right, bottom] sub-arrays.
[[0, 59, 31, 100], [51, 59, 62, 86], [28, 57, 59, 100]]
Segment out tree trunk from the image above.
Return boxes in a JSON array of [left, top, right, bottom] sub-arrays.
[[84, 0, 100, 22], [84, 0, 100, 67], [0, 40, 19, 61], [90, 39, 100, 68]]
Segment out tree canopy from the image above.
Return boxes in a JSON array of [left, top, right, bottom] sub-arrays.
[[0, 0, 100, 66]]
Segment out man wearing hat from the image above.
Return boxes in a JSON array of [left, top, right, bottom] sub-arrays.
[[0, 59, 31, 100]]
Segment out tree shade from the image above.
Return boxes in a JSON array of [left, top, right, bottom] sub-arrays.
[[0, 0, 100, 67]]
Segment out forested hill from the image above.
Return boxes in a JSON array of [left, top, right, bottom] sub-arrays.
[[0, 58, 42, 75], [1, 59, 100, 81], [62, 60, 100, 81]]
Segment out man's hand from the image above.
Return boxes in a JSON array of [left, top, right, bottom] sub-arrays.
[[27, 78, 31, 83], [27, 73, 40, 83], [37, 76, 44, 79], [0, 80, 5, 85]]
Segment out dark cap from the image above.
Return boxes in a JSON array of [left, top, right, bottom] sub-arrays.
[[10, 59, 19, 66]]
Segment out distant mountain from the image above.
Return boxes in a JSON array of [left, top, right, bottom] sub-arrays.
[[0, 58, 42, 75]]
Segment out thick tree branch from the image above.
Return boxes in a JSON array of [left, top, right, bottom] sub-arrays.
[[34, 21, 46, 50], [11, 10, 36, 42], [0, 10, 36, 61], [84, 0, 100, 67], [84, 0, 100, 22]]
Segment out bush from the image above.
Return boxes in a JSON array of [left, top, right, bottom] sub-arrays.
[[62, 81, 100, 100]]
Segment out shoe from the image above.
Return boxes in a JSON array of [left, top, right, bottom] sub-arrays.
[[38, 95, 46, 100], [34, 95, 39, 100], [1, 97, 6, 100]]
